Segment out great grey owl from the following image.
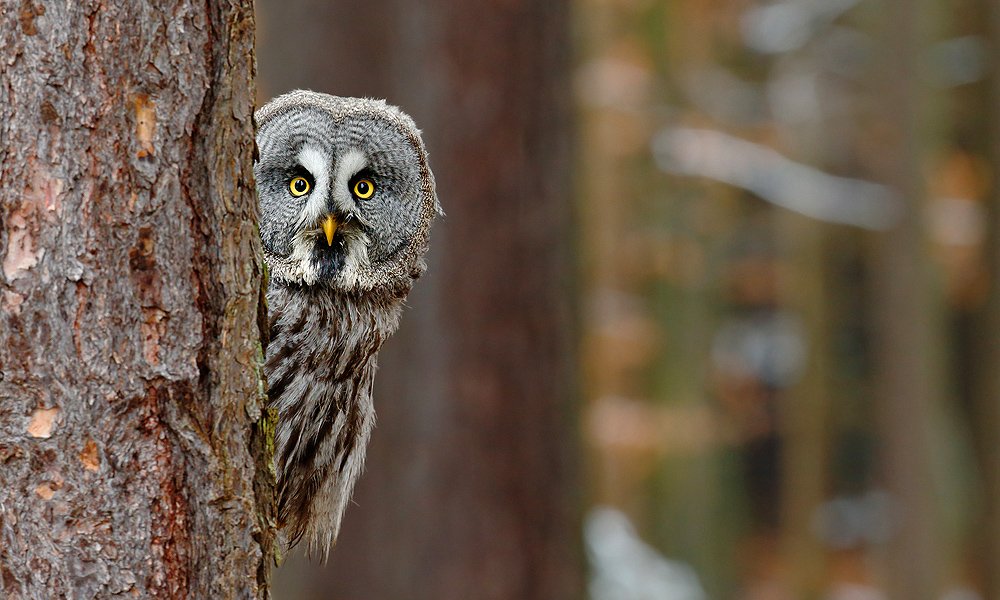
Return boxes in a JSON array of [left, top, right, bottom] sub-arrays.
[[254, 90, 440, 556]]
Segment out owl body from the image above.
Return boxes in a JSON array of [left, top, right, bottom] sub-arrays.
[[255, 91, 438, 556]]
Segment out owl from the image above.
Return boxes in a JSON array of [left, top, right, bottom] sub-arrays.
[[254, 90, 440, 557]]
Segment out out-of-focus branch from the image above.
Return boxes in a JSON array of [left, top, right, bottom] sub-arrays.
[[652, 127, 902, 230]]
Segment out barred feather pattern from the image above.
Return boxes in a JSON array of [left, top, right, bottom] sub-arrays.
[[265, 282, 403, 557]]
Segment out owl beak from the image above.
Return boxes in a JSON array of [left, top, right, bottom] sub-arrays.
[[321, 215, 338, 246]]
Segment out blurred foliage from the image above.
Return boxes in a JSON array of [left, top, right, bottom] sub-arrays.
[[576, 0, 999, 598]]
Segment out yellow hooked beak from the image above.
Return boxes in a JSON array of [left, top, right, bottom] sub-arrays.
[[321, 215, 338, 246]]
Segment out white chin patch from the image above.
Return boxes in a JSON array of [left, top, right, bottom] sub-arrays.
[[289, 232, 320, 285], [336, 229, 373, 289], [287, 228, 372, 289]]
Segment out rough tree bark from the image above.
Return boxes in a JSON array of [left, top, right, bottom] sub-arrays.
[[258, 1, 581, 599], [0, 1, 272, 598]]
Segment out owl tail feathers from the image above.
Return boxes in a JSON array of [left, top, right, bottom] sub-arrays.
[[276, 508, 343, 564]]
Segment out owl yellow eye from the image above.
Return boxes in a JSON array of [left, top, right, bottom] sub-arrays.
[[289, 176, 311, 197], [352, 178, 375, 199]]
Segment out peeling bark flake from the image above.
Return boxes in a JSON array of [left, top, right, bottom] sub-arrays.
[[18, 0, 44, 36], [133, 94, 156, 159], [2, 163, 64, 281], [26, 407, 59, 438], [141, 308, 167, 365], [2, 208, 42, 281], [2, 290, 25, 315], [34, 484, 54, 500], [79, 439, 100, 472]]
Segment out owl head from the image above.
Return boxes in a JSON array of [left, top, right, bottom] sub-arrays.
[[254, 90, 440, 292]]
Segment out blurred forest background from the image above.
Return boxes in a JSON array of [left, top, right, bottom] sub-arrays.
[[257, 0, 1000, 599]]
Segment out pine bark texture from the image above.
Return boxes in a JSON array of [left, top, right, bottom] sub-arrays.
[[0, 1, 272, 598], [258, 1, 581, 598]]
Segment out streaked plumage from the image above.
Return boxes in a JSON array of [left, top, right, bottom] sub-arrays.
[[254, 90, 439, 556]]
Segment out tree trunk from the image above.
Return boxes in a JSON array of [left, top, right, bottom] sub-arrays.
[[970, 0, 1000, 593], [0, 1, 272, 598], [868, 0, 945, 596], [780, 215, 831, 598], [258, 1, 582, 599]]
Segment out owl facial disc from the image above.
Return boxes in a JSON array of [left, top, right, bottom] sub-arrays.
[[255, 91, 440, 292]]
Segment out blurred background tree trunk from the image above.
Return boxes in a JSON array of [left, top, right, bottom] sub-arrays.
[[869, 0, 946, 597], [258, 1, 581, 599], [0, 1, 270, 598], [779, 214, 832, 598], [970, 0, 1000, 594]]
